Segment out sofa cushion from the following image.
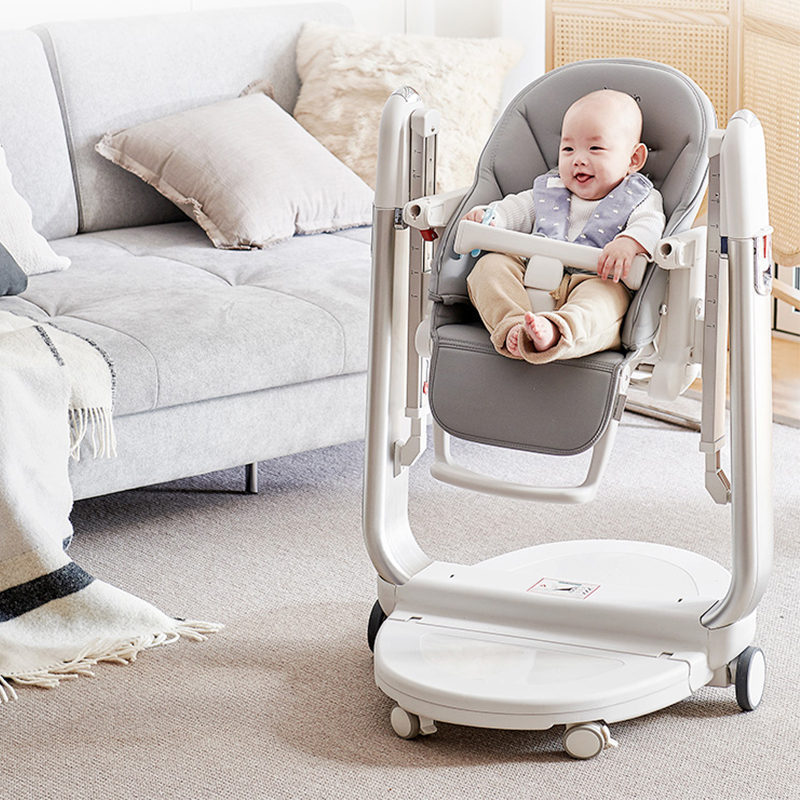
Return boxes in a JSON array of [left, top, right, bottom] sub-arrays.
[[0, 30, 77, 241], [0, 144, 71, 276], [95, 91, 373, 249], [0, 222, 372, 417], [32, 4, 354, 234]]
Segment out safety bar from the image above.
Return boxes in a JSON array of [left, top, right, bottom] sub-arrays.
[[454, 221, 648, 290]]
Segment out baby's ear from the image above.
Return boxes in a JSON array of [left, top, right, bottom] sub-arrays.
[[629, 142, 648, 173]]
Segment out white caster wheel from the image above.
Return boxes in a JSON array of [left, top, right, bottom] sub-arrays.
[[391, 706, 421, 739], [733, 646, 766, 711], [563, 722, 618, 760], [390, 706, 437, 739]]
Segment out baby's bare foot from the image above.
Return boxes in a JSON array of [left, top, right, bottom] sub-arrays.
[[506, 324, 522, 356], [524, 312, 560, 352]]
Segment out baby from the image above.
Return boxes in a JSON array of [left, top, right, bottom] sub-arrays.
[[465, 89, 666, 363]]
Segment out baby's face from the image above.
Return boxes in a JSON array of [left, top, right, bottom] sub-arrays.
[[558, 96, 641, 201]]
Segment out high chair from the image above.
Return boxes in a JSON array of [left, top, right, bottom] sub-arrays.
[[363, 59, 773, 758]]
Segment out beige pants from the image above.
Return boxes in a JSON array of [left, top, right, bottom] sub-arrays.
[[466, 252, 632, 364]]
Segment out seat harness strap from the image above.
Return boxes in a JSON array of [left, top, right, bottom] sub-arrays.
[[532, 170, 653, 249]]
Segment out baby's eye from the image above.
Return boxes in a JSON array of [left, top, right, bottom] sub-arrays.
[[590, 146, 605, 152]]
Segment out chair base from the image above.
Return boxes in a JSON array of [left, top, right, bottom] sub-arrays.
[[374, 540, 756, 736]]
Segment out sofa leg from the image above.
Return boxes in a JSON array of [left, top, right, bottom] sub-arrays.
[[245, 462, 259, 494]]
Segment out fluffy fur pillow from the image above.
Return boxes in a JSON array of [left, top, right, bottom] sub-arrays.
[[294, 23, 523, 192]]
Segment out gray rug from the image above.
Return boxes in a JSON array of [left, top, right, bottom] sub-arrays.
[[3, 409, 798, 800]]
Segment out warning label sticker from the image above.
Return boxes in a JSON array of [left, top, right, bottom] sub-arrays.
[[527, 578, 600, 599]]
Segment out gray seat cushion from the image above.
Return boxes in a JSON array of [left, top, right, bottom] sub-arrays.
[[0, 222, 371, 417], [430, 322, 627, 455]]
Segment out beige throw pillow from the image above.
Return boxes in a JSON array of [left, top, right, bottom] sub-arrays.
[[0, 144, 70, 275], [95, 91, 373, 249], [294, 23, 524, 192]]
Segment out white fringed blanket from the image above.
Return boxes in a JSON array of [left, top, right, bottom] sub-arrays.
[[0, 311, 220, 703]]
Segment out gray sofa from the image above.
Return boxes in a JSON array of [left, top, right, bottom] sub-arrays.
[[0, 3, 373, 500]]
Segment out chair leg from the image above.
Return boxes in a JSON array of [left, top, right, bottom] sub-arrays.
[[245, 462, 259, 494]]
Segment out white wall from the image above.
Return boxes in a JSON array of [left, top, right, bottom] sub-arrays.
[[0, 0, 545, 101], [405, 0, 545, 102], [0, 0, 397, 32]]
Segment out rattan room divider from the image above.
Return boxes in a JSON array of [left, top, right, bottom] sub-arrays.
[[547, 0, 800, 331]]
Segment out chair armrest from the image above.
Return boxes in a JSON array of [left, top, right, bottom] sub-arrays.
[[653, 227, 707, 270], [404, 187, 470, 230]]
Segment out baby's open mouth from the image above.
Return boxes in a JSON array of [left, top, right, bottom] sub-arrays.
[[574, 172, 593, 183]]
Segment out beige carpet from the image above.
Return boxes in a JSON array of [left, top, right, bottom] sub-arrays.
[[3, 410, 799, 800]]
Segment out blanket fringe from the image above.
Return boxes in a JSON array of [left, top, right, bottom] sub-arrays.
[[0, 619, 222, 702], [69, 407, 117, 460], [0, 675, 18, 703]]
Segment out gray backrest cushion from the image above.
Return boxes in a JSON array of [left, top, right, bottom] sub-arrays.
[[432, 58, 716, 350], [0, 30, 78, 240], [33, 2, 353, 234]]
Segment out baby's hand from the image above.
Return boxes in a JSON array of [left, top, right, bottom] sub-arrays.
[[463, 207, 495, 224], [597, 236, 645, 283]]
